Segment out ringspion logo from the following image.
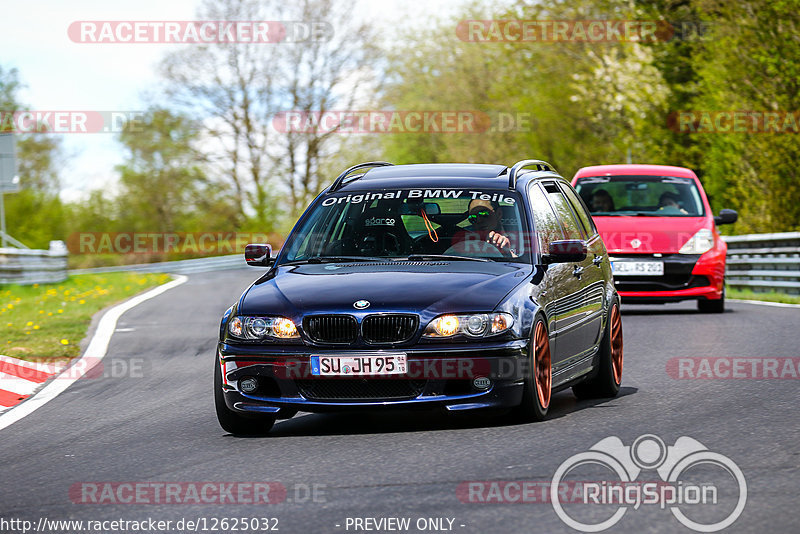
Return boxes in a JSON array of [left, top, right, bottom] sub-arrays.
[[551, 434, 746, 532]]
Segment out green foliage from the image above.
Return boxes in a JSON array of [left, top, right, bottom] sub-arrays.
[[688, 0, 800, 232], [3, 189, 67, 248], [380, 0, 800, 233], [114, 107, 241, 233], [5, 0, 800, 239]]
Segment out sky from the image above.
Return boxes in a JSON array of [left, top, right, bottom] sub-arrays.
[[0, 0, 473, 201]]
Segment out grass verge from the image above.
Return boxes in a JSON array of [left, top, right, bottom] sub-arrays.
[[726, 287, 800, 305], [1, 272, 172, 362]]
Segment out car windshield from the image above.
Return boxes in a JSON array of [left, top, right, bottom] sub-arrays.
[[281, 188, 530, 263], [574, 175, 705, 217]]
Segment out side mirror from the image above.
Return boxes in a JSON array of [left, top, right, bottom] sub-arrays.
[[543, 240, 587, 264], [245, 243, 273, 266], [714, 209, 738, 226]]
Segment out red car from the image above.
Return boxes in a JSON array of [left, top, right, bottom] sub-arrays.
[[572, 164, 737, 312]]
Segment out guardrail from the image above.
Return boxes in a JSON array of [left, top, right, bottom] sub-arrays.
[[0, 247, 68, 285], [68, 254, 248, 276], [50, 232, 800, 296], [723, 232, 800, 295]]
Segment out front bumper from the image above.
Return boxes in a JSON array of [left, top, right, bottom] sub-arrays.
[[612, 251, 725, 303], [217, 340, 528, 414]]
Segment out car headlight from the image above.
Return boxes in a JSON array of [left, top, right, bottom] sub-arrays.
[[423, 313, 514, 338], [679, 228, 714, 254], [228, 316, 299, 340]]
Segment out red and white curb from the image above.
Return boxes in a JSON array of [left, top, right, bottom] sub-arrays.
[[0, 355, 65, 412], [0, 275, 187, 431]]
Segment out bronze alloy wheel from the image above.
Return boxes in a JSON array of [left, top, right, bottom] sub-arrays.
[[610, 303, 623, 385], [534, 321, 552, 409]]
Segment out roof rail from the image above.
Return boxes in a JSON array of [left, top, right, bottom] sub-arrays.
[[508, 159, 556, 190], [330, 161, 394, 191]]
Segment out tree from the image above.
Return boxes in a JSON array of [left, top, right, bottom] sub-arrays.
[[115, 107, 240, 233], [159, 0, 379, 226], [379, 0, 669, 177], [0, 64, 66, 248]]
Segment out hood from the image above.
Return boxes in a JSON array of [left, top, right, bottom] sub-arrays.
[[239, 261, 531, 317], [593, 216, 711, 254]]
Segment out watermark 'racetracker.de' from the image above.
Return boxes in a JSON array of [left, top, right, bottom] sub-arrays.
[[667, 357, 800, 379], [68, 21, 333, 43]]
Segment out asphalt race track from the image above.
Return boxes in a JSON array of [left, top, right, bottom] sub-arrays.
[[1, 269, 798, 533]]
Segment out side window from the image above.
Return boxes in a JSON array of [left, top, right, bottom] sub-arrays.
[[559, 183, 597, 236], [528, 183, 564, 254], [543, 182, 584, 240]]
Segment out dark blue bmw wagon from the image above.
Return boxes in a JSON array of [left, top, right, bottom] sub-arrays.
[[215, 160, 623, 434]]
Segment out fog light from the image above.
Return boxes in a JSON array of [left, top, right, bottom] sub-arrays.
[[239, 377, 259, 393], [473, 376, 491, 390]]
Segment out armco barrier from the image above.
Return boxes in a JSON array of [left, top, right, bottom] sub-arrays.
[[0, 247, 68, 285], [6, 233, 796, 295], [723, 232, 800, 295], [68, 254, 246, 275]]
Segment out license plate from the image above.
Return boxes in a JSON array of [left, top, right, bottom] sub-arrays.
[[310, 354, 407, 376], [611, 260, 664, 276]]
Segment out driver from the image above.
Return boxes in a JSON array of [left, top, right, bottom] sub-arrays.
[[452, 199, 517, 257], [658, 192, 688, 214], [590, 189, 615, 212]]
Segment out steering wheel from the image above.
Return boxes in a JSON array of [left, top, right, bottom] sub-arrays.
[[444, 238, 506, 259]]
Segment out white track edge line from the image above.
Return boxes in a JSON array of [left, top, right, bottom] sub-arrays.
[[0, 275, 188, 432], [729, 298, 800, 309]]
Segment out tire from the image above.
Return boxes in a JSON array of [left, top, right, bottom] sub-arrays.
[[514, 318, 552, 422], [214, 359, 275, 436], [698, 288, 725, 313], [573, 297, 623, 400]]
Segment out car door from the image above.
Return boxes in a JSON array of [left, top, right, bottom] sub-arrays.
[[542, 181, 602, 379], [559, 182, 605, 346], [526, 182, 571, 372]]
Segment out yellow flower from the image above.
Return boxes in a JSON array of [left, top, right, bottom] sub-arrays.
[[60, 339, 69, 345], [33, 325, 40, 330], [58, 309, 63, 314], [26, 321, 33, 326], [79, 299, 85, 304], [47, 312, 53, 316], [39, 310, 44, 314], [33, 283, 39, 288]]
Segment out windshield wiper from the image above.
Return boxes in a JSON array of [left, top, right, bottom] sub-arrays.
[[404, 254, 492, 263], [284, 256, 387, 265]]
